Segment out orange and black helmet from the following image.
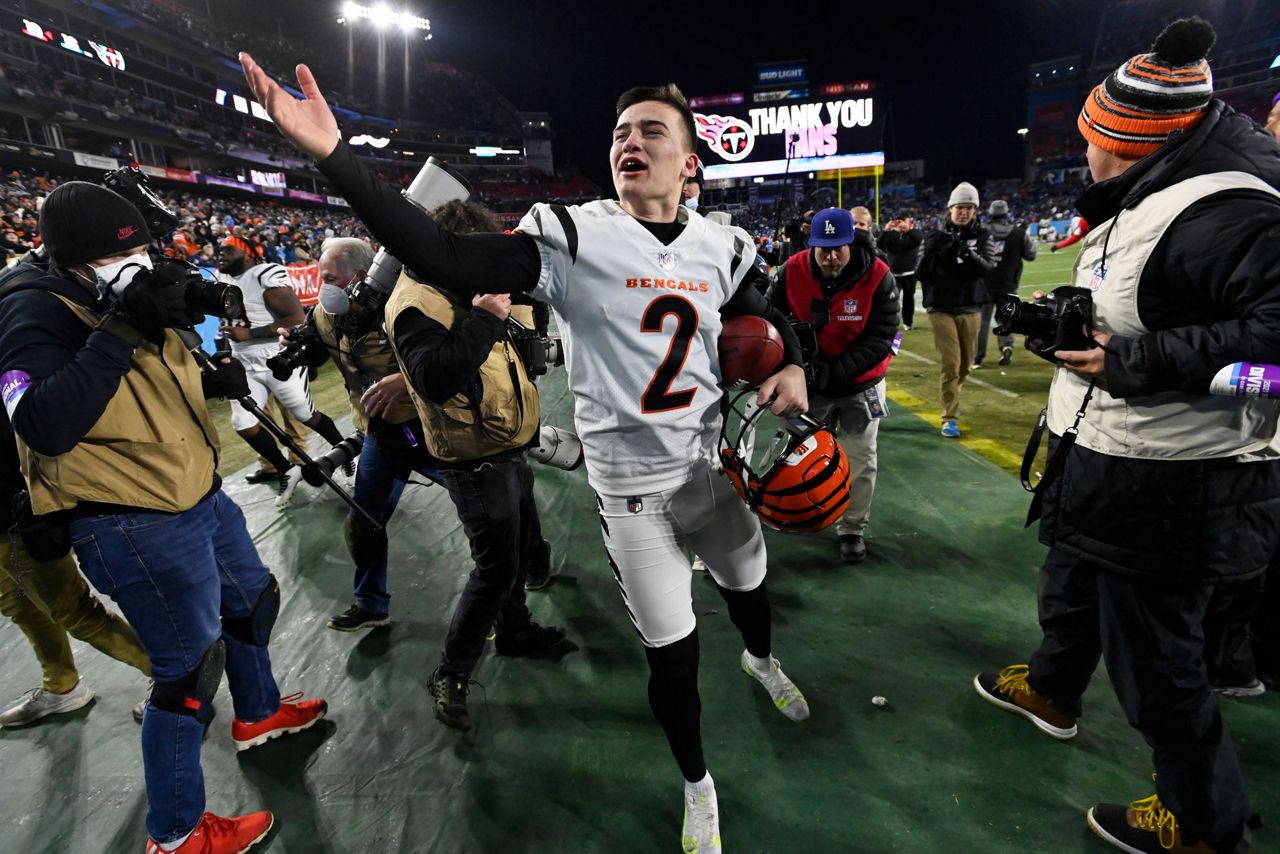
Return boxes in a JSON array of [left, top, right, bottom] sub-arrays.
[[718, 392, 851, 533]]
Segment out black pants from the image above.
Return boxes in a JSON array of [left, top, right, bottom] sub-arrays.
[[1203, 558, 1280, 687], [437, 457, 538, 676], [897, 273, 917, 328], [1026, 548, 1250, 852]]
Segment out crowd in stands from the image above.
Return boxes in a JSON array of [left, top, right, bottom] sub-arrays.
[[2, 160, 1098, 272], [0, 168, 374, 267]]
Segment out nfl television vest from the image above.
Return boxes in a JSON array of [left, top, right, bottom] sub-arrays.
[[1048, 171, 1280, 459], [384, 274, 539, 463], [783, 251, 893, 386], [16, 294, 219, 514]]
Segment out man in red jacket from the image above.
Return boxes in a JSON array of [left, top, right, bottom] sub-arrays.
[[770, 208, 900, 563]]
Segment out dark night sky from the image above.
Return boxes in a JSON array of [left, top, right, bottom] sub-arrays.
[[236, 0, 1116, 187]]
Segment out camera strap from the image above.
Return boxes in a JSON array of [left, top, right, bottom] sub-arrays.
[[1020, 380, 1096, 527]]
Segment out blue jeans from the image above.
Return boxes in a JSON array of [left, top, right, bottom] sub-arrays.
[[70, 490, 281, 843], [349, 429, 441, 613]]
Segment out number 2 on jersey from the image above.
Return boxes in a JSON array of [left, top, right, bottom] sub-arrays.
[[640, 295, 700, 413]]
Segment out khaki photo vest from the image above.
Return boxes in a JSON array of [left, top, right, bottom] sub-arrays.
[[17, 294, 219, 514], [384, 275, 539, 463]]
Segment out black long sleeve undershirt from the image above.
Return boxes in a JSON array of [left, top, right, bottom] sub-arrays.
[[318, 140, 801, 367], [393, 301, 505, 405], [317, 141, 542, 295]]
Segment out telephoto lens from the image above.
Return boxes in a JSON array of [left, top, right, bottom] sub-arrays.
[[303, 435, 364, 486], [528, 425, 584, 471]]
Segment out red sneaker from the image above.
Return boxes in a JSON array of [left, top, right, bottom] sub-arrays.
[[144, 810, 273, 854], [231, 692, 327, 752]]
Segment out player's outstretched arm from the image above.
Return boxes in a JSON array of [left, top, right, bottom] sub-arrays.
[[239, 53, 339, 162], [239, 52, 541, 296]]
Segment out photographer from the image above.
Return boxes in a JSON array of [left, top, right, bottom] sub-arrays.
[[0, 181, 327, 852], [917, 182, 996, 438], [285, 236, 443, 632], [770, 208, 899, 564], [972, 19, 1280, 853], [384, 200, 567, 732], [878, 215, 923, 330], [217, 234, 347, 508], [975, 199, 1037, 368]]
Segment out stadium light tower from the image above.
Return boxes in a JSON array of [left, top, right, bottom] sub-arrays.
[[337, 2, 432, 113]]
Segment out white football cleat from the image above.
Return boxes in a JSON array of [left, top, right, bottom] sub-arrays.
[[741, 650, 810, 721], [682, 778, 722, 854]]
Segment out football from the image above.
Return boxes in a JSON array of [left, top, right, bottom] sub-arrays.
[[718, 316, 785, 388]]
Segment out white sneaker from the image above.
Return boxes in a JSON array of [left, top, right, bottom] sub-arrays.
[[275, 466, 301, 509], [691, 555, 708, 572], [741, 650, 810, 721], [682, 778, 722, 853], [0, 681, 95, 727]]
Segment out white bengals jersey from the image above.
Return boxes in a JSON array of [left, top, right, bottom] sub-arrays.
[[220, 262, 292, 355], [518, 200, 757, 495]]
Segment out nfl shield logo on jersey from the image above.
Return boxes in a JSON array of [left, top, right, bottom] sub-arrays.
[[842, 298, 858, 315], [1089, 263, 1107, 292], [657, 251, 675, 272]]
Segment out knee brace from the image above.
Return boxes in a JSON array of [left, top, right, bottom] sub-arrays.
[[344, 514, 388, 568], [222, 574, 280, 646], [150, 639, 225, 721]]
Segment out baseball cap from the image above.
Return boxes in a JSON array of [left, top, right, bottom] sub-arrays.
[[809, 208, 855, 248]]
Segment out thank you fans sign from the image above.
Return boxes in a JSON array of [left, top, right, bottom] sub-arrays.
[[693, 91, 885, 180]]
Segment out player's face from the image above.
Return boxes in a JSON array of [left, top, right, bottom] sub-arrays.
[[611, 101, 697, 212], [852, 211, 872, 231], [218, 245, 247, 274]]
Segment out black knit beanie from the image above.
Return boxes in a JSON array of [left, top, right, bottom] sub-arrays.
[[39, 181, 151, 267]]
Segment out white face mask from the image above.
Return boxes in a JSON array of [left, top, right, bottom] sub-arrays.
[[684, 196, 699, 211], [94, 252, 154, 300], [318, 283, 351, 315]]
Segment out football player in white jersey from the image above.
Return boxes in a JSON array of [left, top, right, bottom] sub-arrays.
[[216, 235, 348, 507], [242, 55, 811, 853]]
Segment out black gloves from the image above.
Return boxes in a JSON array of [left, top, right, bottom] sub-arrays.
[[202, 356, 250, 400], [116, 272, 188, 342]]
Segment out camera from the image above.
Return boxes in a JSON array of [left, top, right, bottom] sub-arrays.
[[506, 317, 564, 377], [103, 165, 178, 241], [163, 258, 243, 322], [528, 425, 583, 471], [302, 434, 363, 487], [267, 323, 327, 380], [993, 286, 1094, 361]]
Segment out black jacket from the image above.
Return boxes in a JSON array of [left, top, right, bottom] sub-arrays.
[[917, 219, 996, 313], [877, 227, 923, 275], [984, 219, 1036, 295], [769, 230, 900, 398], [1041, 101, 1280, 584]]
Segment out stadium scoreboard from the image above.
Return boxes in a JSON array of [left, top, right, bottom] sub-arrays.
[[691, 81, 884, 181]]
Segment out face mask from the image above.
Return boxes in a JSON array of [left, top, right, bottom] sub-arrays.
[[684, 197, 699, 211], [95, 253, 154, 300], [318, 283, 351, 315]]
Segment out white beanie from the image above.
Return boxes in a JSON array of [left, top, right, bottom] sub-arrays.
[[948, 182, 979, 208]]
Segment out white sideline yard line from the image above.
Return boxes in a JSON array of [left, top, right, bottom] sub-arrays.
[[895, 348, 1020, 399]]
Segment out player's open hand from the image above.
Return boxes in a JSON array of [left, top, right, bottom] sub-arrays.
[[757, 363, 808, 417], [239, 52, 340, 162]]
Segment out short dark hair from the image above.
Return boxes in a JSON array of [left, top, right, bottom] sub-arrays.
[[430, 199, 499, 235], [616, 84, 698, 154]]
